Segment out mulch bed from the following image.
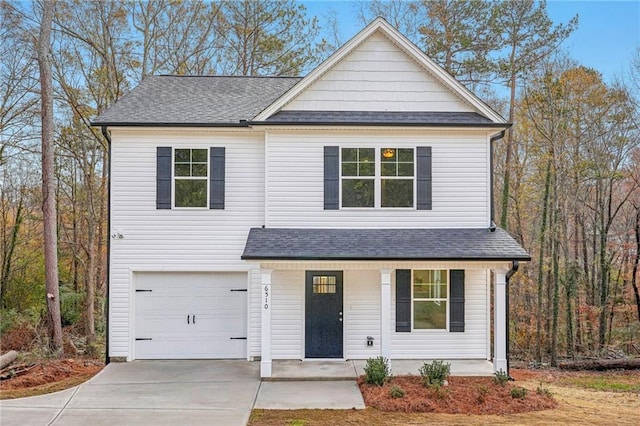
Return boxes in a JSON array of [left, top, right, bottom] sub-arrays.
[[1, 359, 103, 390], [358, 375, 557, 415]]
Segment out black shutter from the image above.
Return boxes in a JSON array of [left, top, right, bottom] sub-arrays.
[[156, 147, 172, 209], [395, 269, 411, 332], [449, 269, 465, 332], [210, 147, 225, 209], [324, 146, 339, 210], [416, 146, 432, 210]]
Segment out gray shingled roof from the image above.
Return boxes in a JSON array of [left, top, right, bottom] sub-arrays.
[[261, 111, 497, 126], [242, 228, 530, 261], [92, 75, 301, 126]]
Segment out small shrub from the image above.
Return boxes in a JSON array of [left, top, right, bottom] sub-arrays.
[[493, 370, 509, 386], [476, 384, 490, 403], [389, 385, 405, 399], [363, 356, 390, 386], [536, 383, 553, 398], [510, 386, 528, 399], [419, 360, 451, 388], [60, 285, 84, 327], [430, 383, 450, 399]]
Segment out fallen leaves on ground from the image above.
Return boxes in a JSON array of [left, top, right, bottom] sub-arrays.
[[0, 359, 103, 399], [358, 375, 557, 414]]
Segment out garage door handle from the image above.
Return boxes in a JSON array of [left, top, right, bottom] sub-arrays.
[[192, 315, 196, 324], [187, 315, 190, 324]]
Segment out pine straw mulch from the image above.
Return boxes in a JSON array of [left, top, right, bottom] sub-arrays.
[[0, 359, 103, 399], [358, 374, 557, 415]]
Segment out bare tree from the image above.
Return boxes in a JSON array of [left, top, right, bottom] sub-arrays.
[[37, 0, 62, 355]]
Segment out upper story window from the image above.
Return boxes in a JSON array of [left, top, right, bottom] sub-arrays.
[[174, 148, 208, 208], [381, 148, 414, 207], [341, 148, 375, 207], [341, 147, 415, 208]]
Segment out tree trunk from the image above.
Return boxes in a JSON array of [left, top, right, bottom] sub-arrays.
[[0, 351, 18, 369], [499, 70, 517, 230], [550, 201, 560, 367], [559, 358, 640, 371], [565, 262, 575, 359], [536, 158, 552, 361], [38, 0, 63, 356], [0, 193, 24, 307], [631, 205, 640, 323]]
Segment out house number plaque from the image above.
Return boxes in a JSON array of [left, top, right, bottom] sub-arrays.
[[264, 285, 270, 309]]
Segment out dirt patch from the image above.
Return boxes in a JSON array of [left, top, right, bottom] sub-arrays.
[[0, 359, 103, 399], [358, 375, 557, 414]]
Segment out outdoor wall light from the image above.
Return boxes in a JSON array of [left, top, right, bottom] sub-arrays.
[[367, 336, 374, 347]]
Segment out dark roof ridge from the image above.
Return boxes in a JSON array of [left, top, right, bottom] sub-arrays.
[[154, 74, 303, 79]]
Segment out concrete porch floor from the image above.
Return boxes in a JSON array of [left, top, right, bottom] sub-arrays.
[[269, 359, 494, 380]]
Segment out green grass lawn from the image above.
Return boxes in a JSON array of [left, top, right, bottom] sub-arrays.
[[558, 374, 640, 393]]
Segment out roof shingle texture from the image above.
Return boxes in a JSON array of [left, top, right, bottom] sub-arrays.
[[93, 75, 301, 125], [264, 110, 495, 126], [242, 228, 530, 261]]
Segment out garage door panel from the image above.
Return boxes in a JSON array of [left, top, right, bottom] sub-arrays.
[[134, 272, 247, 359]]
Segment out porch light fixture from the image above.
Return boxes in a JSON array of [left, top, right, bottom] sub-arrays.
[[382, 148, 395, 159]]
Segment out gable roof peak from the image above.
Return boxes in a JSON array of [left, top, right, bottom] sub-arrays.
[[253, 17, 506, 125]]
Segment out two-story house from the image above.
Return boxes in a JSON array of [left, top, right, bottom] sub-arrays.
[[93, 18, 529, 378]]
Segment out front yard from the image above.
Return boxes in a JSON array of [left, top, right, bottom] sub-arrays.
[[249, 368, 640, 425]]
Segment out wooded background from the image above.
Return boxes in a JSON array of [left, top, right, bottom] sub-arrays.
[[1, 0, 639, 364]]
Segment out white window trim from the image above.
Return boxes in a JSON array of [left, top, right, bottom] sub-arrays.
[[172, 148, 209, 209], [411, 269, 449, 332], [339, 147, 416, 209]]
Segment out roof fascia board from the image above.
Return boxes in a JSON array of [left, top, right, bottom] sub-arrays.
[[253, 18, 507, 124], [247, 121, 509, 129], [241, 255, 532, 261], [90, 121, 249, 128]]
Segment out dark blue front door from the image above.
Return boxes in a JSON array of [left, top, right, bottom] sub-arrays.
[[305, 271, 343, 358]]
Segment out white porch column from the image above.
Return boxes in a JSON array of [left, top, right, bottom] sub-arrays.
[[493, 269, 508, 373], [260, 269, 273, 378], [380, 269, 392, 363]]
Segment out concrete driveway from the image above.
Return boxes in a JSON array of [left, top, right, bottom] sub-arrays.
[[0, 360, 260, 426]]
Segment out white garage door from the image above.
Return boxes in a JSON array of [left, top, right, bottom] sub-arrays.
[[134, 272, 247, 359]]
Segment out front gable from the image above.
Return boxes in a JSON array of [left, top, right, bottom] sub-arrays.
[[283, 31, 474, 113], [255, 18, 506, 125]]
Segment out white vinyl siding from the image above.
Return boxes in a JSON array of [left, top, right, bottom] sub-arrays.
[[283, 32, 474, 112], [391, 269, 488, 358], [108, 128, 264, 359], [344, 270, 381, 359], [266, 130, 489, 228], [271, 270, 304, 358]]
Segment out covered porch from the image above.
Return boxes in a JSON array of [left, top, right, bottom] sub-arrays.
[[242, 228, 530, 379]]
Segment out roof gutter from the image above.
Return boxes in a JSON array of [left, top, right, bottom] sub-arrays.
[[101, 126, 111, 366], [247, 121, 509, 128], [90, 121, 251, 128], [505, 260, 519, 379], [489, 130, 507, 232]]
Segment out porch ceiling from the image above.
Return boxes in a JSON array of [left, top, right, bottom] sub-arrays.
[[241, 228, 530, 262]]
